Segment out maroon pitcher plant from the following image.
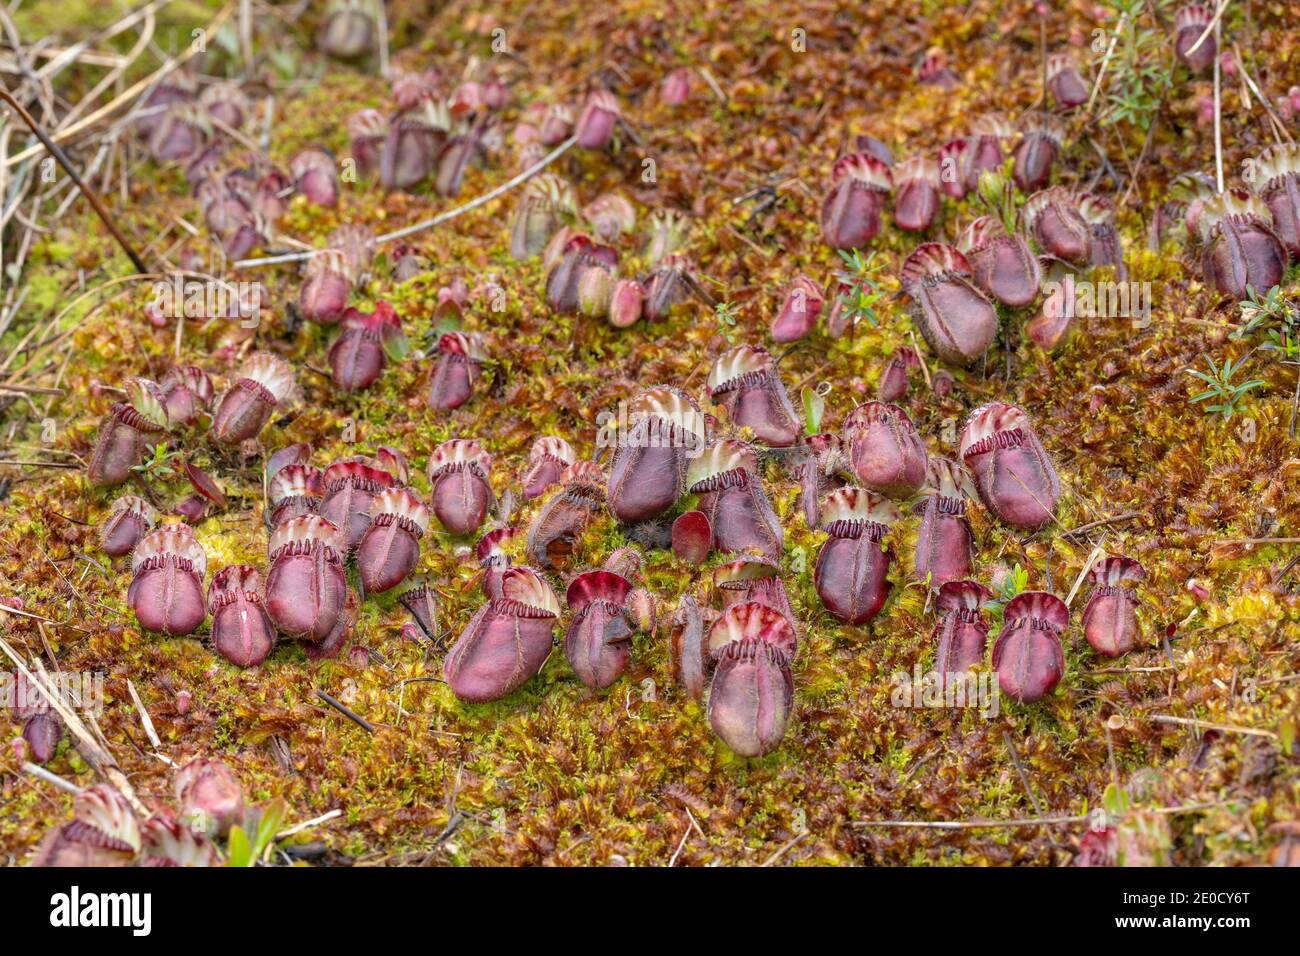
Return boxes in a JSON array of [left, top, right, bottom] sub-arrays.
[[1174, 4, 1216, 73], [708, 345, 801, 447], [842, 401, 928, 498], [1196, 190, 1288, 300], [159, 365, 213, 427], [900, 243, 999, 366], [1082, 556, 1146, 657], [264, 515, 349, 647], [770, 275, 824, 343], [353, 489, 428, 595], [427, 439, 495, 537], [1046, 52, 1089, 108], [328, 301, 404, 392], [958, 216, 1041, 307], [1023, 187, 1092, 264], [208, 565, 276, 667], [428, 331, 487, 411], [128, 525, 207, 636], [814, 488, 900, 625], [101, 494, 158, 557], [606, 386, 706, 524], [688, 440, 784, 562], [527, 460, 605, 569], [933, 580, 995, 686], [522, 437, 575, 500], [794, 432, 848, 528], [713, 555, 796, 628], [1013, 112, 1064, 192], [564, 570, 635, 689], [319, 457, 396, 552], [992, 592, 1068, 703], [893, 156, 942, 232], [477, 526, 522, 600], [443, 567, 560, 703], [821, 151, 893, 249], [913, 457, 977, 588], [211, 352, 295, 445], [545, 234, 618, 314], [88, 378, 170, 488], [706, 602, 797, 758], [268, 464, 324, 528], [1252, 144, 1300, 258], [356, 488, 430, 594], [959, 402, 1060, 530]]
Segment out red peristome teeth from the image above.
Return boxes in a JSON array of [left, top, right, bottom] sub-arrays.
[[356, 488, 430, 594], [1082, 556, 1146, 658], [128, 525, 207, 636], [993, 591, 1068, 702], [564, 569, 634, 689], [959, 402, 1060, 530], [208, 565, 276, 667], [842, 401, 928, 499], [265, 515, 348, 642]]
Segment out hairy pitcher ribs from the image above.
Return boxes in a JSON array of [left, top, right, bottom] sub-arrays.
[[687, 440, 784, 563], [606, 386, 705, 525], [706, 602, 797, 758], [707, 345, 801, 447], [814, 488, 900, 626], [959, 402, 1060, 531], [900, 243, 999, 366], [443, 567, 560, 703], [128, 525, 207, 636]]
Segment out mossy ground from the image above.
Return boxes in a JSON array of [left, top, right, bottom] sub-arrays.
[[1, 0, 1299, 865]]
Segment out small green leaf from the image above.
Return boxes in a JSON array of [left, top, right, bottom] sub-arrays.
[[226, 825, 252, 867], [1102, 782, 1130, 817], [801, 386, 824, 435]]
